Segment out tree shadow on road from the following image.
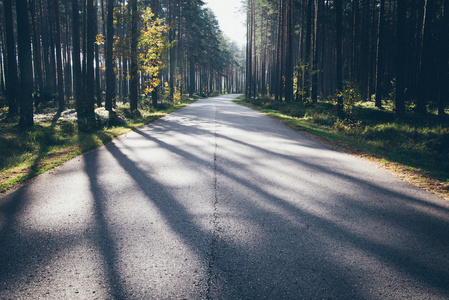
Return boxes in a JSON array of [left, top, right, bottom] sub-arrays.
[[1, 96, 449, 299]]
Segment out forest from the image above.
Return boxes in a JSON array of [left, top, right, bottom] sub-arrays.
[[242, 0, 449, 198], [0, 0, 245, 130], [244, 0, 448, 119], [1, 0, 449, 195]]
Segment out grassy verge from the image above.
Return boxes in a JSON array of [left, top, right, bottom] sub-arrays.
[[0, 99, 196, 194], [234, 96, 449, 200]]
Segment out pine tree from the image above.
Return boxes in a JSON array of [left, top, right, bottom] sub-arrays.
[[16, 0, 34, 128]]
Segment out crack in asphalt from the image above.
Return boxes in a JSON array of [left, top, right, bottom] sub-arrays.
[[206, 102, 219, 300]]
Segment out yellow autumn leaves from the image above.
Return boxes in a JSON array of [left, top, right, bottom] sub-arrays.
[[96, 7, 172, 95]]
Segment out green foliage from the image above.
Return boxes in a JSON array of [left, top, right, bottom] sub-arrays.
[[59, 120, 76, 135], [338, 81, 363, 116], [161, 82, 182, 104], [0, 100, 197, 193], [155, 101, 172, 110], [294, 62, 310, 99]]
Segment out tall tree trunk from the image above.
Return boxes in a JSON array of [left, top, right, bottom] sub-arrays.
[[29, 0, 44, 99], [359, 0, 370, 99], [279, 0, 286, 101], [39, 0, 51, 92], [54, 0, 65, 112], [261, 10, 268, 96], [99, 0, 106, 96], [367, 0, 377, 101], [64, 0, 72, 99], [251, 0, 257, 98], [3, 0, 19, 117], [85, 0, 96, 127], [95, 0, 102, 107], [105, 0, 115, 112], [100, 0, 106, 37], [285, 0, 294, 103], [16, 0, 34, 128], [395, 0, 407, 118], [72, 0, 83, 124], [274, 0, 282, 101], [129, 0, 138, 111], [304, 0, 312, 100], [416, 0, 433, 115], [168, 0, 175, 102], [350, 0, 358, 80], [311, 0, 321, 102], [246, 0, 253, 99], [438, 0, 449, 118], [335, 0, 343, 119], [375, 0, 385, 108], [296, 0, 306, 102], [123, 57, 129, 103], [176, 0, 183, 97], [189, 58, 195, 98], [0, 30, 5, 95], [82, 0, 87, 83], [48, 1, 57, 94]]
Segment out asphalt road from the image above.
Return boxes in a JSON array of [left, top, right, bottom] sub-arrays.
[[1, 94, 449, 299]]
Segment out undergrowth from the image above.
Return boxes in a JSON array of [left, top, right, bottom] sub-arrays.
[[236, 96, 449, 185], [0, 98, 196, 193]]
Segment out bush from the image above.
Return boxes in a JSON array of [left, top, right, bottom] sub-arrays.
[[339, 81, 363, 115], [59, 120, 76, 135], [333, 118, 363, 134], [156, 102, 172, 110]]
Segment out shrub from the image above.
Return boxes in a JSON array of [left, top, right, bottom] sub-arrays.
[[339, 81, 363, 115], [59, 120, 76, 135]]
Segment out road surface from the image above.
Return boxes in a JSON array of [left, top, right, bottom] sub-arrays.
[[1, 94, 449, 299]]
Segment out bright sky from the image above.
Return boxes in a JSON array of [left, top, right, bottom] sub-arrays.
[[203, 0, 246, 48]]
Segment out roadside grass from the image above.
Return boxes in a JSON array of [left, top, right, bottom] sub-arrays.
[[0, 98, 197, 194], [235, 96, 449, 200]]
